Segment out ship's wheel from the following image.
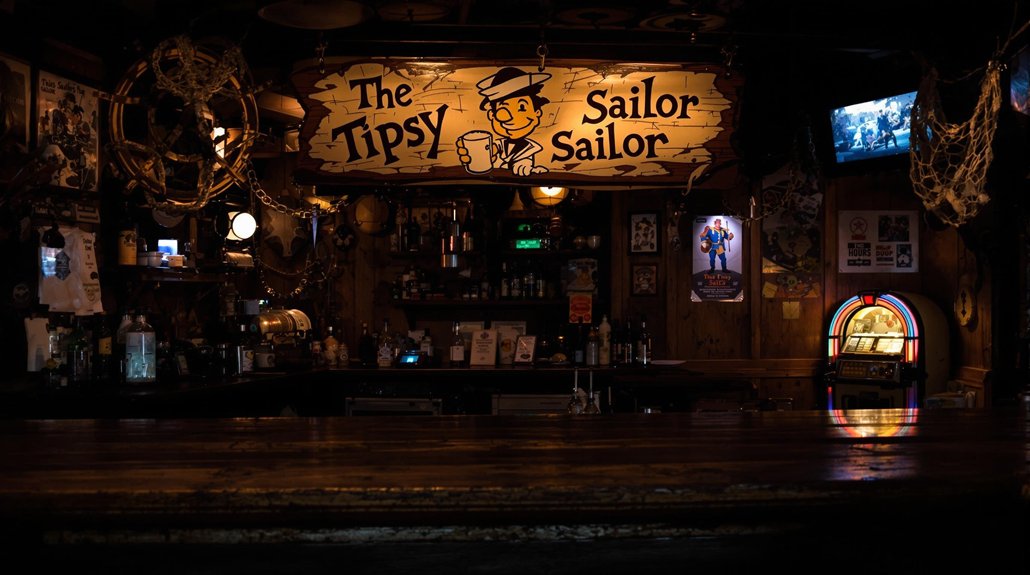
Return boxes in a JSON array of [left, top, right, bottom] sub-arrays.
[[108, 35, 259, 211]]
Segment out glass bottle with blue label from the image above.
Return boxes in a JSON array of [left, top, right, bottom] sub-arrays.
[[124, 314, 156, 384]]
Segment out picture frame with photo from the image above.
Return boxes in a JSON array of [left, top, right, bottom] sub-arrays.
[[631, 264, 658, 296], [629, 212, 660, 254], [0, 52, 31, 155]]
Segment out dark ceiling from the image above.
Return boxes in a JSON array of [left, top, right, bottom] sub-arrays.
[[4, 0, 1024, 83]]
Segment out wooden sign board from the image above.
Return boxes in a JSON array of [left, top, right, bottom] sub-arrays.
[[293, 59, 739, 188]]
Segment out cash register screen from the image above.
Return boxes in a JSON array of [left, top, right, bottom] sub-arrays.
[[399, 353, 420, 364]]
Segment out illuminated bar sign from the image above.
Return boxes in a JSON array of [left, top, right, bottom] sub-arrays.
[[292, 59, 738, 187]]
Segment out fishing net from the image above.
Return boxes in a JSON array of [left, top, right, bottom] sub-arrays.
[[909, 63, 1002, 227]]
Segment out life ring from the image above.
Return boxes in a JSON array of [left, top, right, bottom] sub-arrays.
[[352, 194, 396, 236]]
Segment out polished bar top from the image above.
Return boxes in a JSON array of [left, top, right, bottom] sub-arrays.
[[0, 407, 1026, 571]]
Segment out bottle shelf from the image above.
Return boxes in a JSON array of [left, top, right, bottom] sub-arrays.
[[499, 249, 604, 258], [126, 266, 250, 283], [395, 298, 569, 307]]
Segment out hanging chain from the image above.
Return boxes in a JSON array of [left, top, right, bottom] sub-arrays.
[[316, 36, 327, 76], [244, 161, 345, 299], [245, 161, 346, 218]]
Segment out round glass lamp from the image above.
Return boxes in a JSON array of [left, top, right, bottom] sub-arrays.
[[530, 186, 569, 207], [226, 211, 257, 241]]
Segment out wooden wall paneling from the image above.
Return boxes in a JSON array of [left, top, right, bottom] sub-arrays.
[[760, 297, 824, 359], [748, 191, 762, 360], [822, 178, 838, 322], [664, 198, 682, 360], [610, 192, 629, 334], [352, 219, 378, 339]]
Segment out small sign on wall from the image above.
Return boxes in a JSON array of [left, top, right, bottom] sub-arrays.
[[838, 210, 918, 273]]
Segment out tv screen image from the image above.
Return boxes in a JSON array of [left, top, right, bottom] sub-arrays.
[[830, 91, 917, 164], [1010, 44, 1030, 116]]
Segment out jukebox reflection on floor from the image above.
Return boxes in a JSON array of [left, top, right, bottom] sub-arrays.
[[826, 291, 948, 410]]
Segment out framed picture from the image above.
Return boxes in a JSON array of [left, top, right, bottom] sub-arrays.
[[0, 53, 31, 154], [513, 335, 537, 365], [632, 264, 658, 296], [629, 212, 660, 254], [36, 70, 100, 192]]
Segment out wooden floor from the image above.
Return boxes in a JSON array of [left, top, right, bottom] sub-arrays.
[[1, 407, 1026, 572]]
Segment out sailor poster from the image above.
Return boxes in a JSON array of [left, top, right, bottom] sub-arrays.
[[691, 215, 743, 302], [838, 210, 918, 273], [36, 71, 99, 192]]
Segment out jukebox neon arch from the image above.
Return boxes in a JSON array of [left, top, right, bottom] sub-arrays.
[[826, 290, 948, 411]]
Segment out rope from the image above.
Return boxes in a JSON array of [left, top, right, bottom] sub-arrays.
[[909, 63, 1002, 227]]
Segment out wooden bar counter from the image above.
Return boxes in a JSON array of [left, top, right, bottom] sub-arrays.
[[1, 406, 1026, 572]]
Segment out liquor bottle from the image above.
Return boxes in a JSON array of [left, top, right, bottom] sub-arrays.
[[392, 274, 404, 301], [522, 262, 536, 300], [124, 314, 156, 384], [404, 205, 422, 252], [461, 203, 477, 252], [237, 323, 254, 374], [115, 311, 134, 382], [309, 330, 324, 369], [323, 325, 340, 367], [585, 325, 600, 366], [636, 315, 652, 367], [609, 319, 622, 367], [449, 321, 466, 368], [480, 274, 493, 301], [420, 328, 434, 360], [499, 262, 511, 300], [358, 321, 376, 367], [621, 319, 635, 366], [573, 324, 586, 365], [117, 203, 138, 266], [377, 319, 395, 367], [93, 312, 114, 384], [509, 261, 522, 300], [598, 315, 612, 366], [66, 315, 91, 386]]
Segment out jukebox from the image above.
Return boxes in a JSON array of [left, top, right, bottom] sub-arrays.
[[826, 291, 948, 409]]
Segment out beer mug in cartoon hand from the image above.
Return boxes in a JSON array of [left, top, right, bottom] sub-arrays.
[[456, 130, 494, 174]]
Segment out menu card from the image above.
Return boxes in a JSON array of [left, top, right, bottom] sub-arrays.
[[469, 329, 498, 366]]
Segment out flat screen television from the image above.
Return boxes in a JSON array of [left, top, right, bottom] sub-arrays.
[[1010, 43, 1030, 116], [828, 90, 918, 166]]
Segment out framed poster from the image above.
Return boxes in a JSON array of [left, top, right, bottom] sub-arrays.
[[632, 264, 658, 296], [36, 70, 99, 192], [563, 257, 597, 294], [0, 53, 31, 154], [691, 215, 744, 302], [838, 210, 918, 273], [629, 212, 660, 254]]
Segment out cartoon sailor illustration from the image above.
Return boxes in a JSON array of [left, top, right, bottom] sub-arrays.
[[456, 67, 550, 176]]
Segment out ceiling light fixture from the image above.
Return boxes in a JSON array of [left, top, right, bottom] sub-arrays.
[[530, 186, 569, 207], [258, 0, 373, 30]]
